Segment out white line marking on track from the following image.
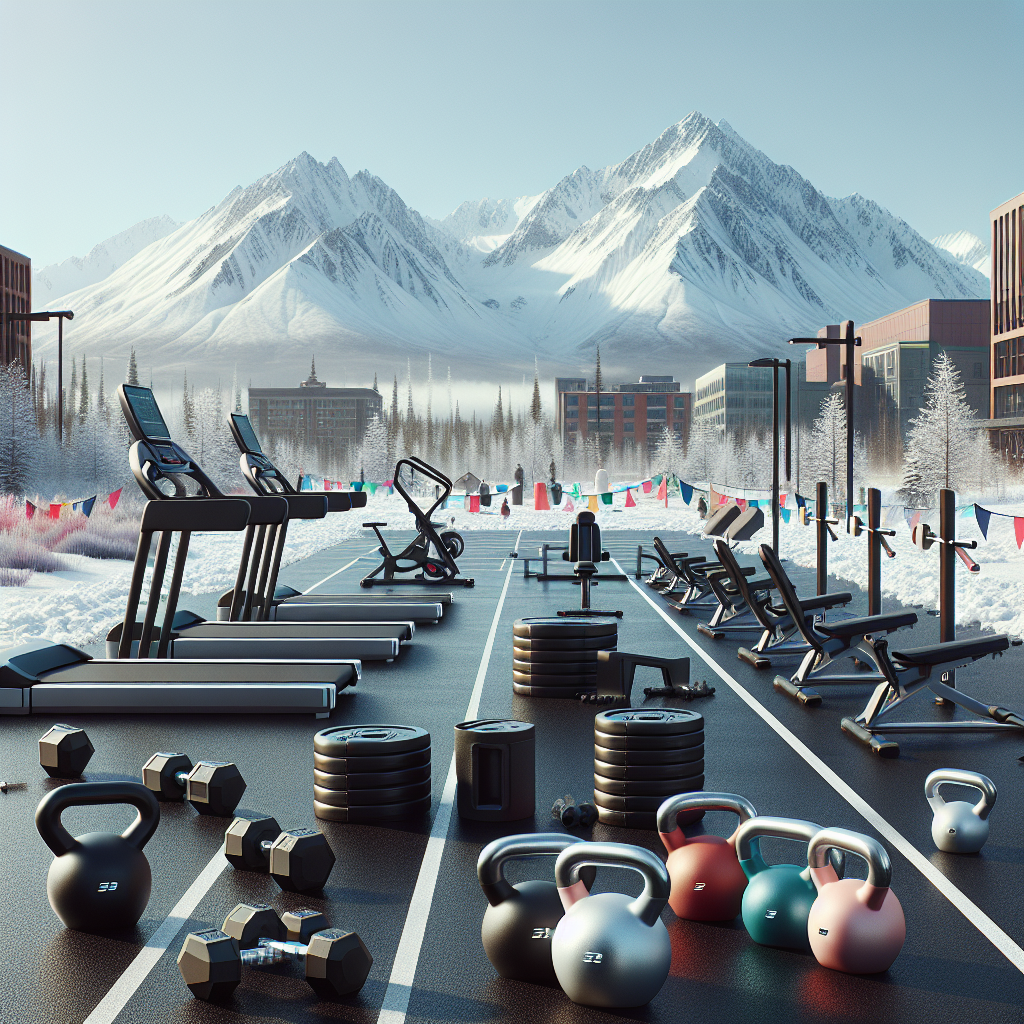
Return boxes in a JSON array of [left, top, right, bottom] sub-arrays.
[[378, 530, 522, 1024], [82, 850, 230, 1024], [612, 558, 1024, 975], [305, 550, 374, 592]]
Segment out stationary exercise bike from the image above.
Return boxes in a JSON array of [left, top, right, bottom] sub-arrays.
[[361, 457, 474, 587]]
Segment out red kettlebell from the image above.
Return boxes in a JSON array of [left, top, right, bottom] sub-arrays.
[[657, 792, 757, 921], [806, 827, 905, 974]]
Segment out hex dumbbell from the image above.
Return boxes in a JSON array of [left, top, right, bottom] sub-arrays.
[[224, 813, 336, 893], [142, 752, 246, 817], [39, 724, 94, 779]]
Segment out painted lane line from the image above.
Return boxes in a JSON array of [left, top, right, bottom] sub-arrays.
[[82, 850, 230, 1024], [378, 529, 522, 1024], [305, 550, 373, 593], [612, 559, 1024, 974]]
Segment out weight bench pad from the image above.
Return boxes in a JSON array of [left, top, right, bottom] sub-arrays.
[[800, 592, 853, 613], [892, 635, 1009, 667], [817, 612, 917, 639]]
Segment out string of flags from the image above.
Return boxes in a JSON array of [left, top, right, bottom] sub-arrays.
[[25, 488, 122, 520], [298, 476, 393, 496]]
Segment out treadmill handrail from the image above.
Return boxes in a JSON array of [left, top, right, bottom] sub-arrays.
[[140, 497, 252, 533]]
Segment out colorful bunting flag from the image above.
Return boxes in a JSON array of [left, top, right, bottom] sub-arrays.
[[564, 497, 575, 513], [641, 480, 652, 494], [108, 488, 122, 509], [656, 477, 667, 503], [49, 503, 61, 519], [625, 489, 636, 508], [601, 492, 613, 506], [781, 508, 791, 524], [679, 481, 693, 504], [975, 505, 991, 540], [368, 482, 377, 495], [25, 500, 36, 519], [1016, 518, 1024, 550]]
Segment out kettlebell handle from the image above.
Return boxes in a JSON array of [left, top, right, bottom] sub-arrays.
[[477, 833, 589, 906], [657, 791, 756, 844], [807, 827, 891, 910], [36, 781, 160, 857], [555, 841, 670, 928], [734, 815, 845, 878], [924, 769, 997, 821]]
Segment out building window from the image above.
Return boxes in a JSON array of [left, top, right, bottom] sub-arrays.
[[974, 362, 983, 378], [621, 394, 634, 406], [567, 395, 579, 406]]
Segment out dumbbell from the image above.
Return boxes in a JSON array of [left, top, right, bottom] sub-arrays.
[[142, 753, 246, 817], [224, 813, 336, 893], [39, 724, 94, 779], [551, 795, 596, 828], [221, 902, 328, 948], [178, 919, 371, 1001]]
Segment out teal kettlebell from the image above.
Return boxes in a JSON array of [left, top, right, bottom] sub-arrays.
[[736, 816, 844, 951]]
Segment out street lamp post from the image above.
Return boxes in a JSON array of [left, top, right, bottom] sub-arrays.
[[788, 320, 860, 527], [748, 357, 791, 554], [3, 310, 74, 443]]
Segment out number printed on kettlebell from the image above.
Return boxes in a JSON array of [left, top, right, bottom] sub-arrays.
[[693, 882, 706, 891], [818, 927, 828, 936], [582, 951, 604, 964], [765, 910, 777, 919], [97, 881, 119, 892], [531, 928, 553, 940]]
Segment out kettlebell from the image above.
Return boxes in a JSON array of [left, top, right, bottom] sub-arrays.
[[36, 781, 160, 933], [736, 816, 844, 952], [925, 768, 996, 854], [806, 827, 905, 974], [477, 833, 596, 985], [657, 791, 757, 921], [552, 841, 671, 1008]]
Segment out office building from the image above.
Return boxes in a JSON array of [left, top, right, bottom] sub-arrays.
[[1, 243, 32, 373], [692, 363, 777, 436], [982, 191, 1024, 457], [248, 361, 383, 454]]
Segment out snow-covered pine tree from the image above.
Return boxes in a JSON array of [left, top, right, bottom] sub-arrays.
[[78, 358, 90, 425], [805, 392, 847, 499], [97, 358, 108, 423], [0, 361, 39, 494], [492, 387, 504, 444], [651, 427, 684, 480], [126, 348, 139, 386], [683, 418, 724, 484], [531, 361, 542, 424], [68, 357, 78, 427]]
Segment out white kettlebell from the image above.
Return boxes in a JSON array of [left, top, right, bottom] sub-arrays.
[[925, 769, 996, 854]]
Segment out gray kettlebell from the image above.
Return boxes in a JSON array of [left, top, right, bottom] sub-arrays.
[[36, 781, 160, 932], [478, 833, 596, 985], [552, 841, 671, 1008], [925, 769, 996, 854]]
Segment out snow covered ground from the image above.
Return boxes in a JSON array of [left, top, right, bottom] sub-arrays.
[[2, 490, 1023, 649]]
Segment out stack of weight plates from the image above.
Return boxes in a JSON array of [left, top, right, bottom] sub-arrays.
[[313, 725, 431, 823], [512, 617, 618, 698], [593, 709, 704, 829]]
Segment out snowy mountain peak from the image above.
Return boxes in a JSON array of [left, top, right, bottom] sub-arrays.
[[931, 230, 990, 277]]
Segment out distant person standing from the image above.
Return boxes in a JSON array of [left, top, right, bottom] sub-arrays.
[[479, 479, 491, 507], [500, 496, 511, 518], [549, 456, 556, 484], [697, 495, 708, 519], [513, 463, 525, 505]]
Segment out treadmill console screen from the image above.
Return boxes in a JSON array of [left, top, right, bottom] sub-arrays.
[[123, 385, 172, 441], [231, 414, 264, 455]]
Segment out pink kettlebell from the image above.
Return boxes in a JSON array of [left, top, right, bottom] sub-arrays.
[[806, 827, 905, 974]]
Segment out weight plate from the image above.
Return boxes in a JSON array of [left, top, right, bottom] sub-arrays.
[[513, 682, 595, 699], [513, 669, 597, 686], [594, 709, 703, 737], [313, 764, 431, 790], [512, 635, 617, 653], [513, 618, 618, 640], [511, 649, 608, 664], [592, 730, 705, 752], [313, 748, 431, 774], [314, 795, 431, 823], [312, 780, 432, 807], [591, 784, 704, 812], [512, 662, 598, 677], [314, 724, 430, 757], [594, 773, 705, 796], [595, 806, 704, 830], [594, 756, 704, 781], [594, 740, 704, 765]]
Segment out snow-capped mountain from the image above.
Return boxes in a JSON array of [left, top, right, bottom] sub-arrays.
[[32, 215, 181, 306], [35, 113, 989, 389], [930, 230, 990, 277]]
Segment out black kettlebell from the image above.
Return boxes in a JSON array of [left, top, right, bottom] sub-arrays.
[[36, 781, 160, 933]]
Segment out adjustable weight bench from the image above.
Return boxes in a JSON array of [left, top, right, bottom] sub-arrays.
[[557, 511, 623, 618]]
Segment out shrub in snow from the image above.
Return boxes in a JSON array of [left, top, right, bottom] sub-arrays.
[[0, 534, 66, 572], [0, 567, 32, 587], [52, 520, 138, 560]]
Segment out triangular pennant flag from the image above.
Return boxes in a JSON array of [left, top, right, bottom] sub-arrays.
[[625, 488, 636, 508], [26, 500, 36, 519], [588, 495, 599, 512], [82, 496, 96, 517], [641, 480, 652, 494], [108, 488, 122, 509], [780, 493, 788, 509], [1016, 517, 1024, 550], [709, 484, 721, 506], [736, 498, 747, 512], [656, 477, 667, 502], [796, 494, 806, 509], [652, 474, 663, 486], [601, 491, 613, 506], [975, 505, 991, 540], [679, 481, 693, 505], [49, 503, 61, 519], [323, 479, 333, 490], [368, 482, 377, 495], [564, 497, 575, 513], [781, 508, 791, 524]]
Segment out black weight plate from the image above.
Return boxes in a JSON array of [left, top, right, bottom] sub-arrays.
[[314, 724, 430, 757], [313, 764, 431, 790], [312, 780, 432, 807], [512, 635, 617, 652], [313, 748, 431, 774], [594, 757, 704, 781], [314, 796, 431, 822], [511, 649, 607, 665], [594, 740, 704, 765], [596, 806, 704, 829], [513, 669, 596, 685], [512, 661, 598, 676], [594, 709, 703, 737], [594, 773, 705, 797], [513, 617, 618, 640], [592, 730, 705, 752], [591, 784, 704, 812], [513, 682, 595, 699]]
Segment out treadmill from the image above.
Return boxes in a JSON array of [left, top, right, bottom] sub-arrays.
[[107, 385, 413, 662], [222, 412, 450, 624]]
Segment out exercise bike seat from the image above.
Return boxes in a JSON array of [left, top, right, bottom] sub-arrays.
[[363, 522, 388, 528], [817, 611, 916, 639], [891, 634, 1008, 667]]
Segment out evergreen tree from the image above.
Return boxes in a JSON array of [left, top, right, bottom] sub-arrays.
[[0, 361, 39, 494], [531, 361, 542, 423], [594, 346, 602, 394], [78, 358, 90, 425], [182, 369, 195, 439], [126, 348, 139, 386], [97, 358, 108, 423], [373, 372, 378, 393], [493, 387, 504, 442]]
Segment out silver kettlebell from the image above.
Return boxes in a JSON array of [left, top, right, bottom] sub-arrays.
[[925, 769, 996, 854], [552, 841, 671, 1008]]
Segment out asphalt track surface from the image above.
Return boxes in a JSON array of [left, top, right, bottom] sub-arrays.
[[3, 527, 1024, 1024]]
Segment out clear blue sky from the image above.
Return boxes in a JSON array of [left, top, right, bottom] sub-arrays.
[[3, 0, 1020, 267]]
